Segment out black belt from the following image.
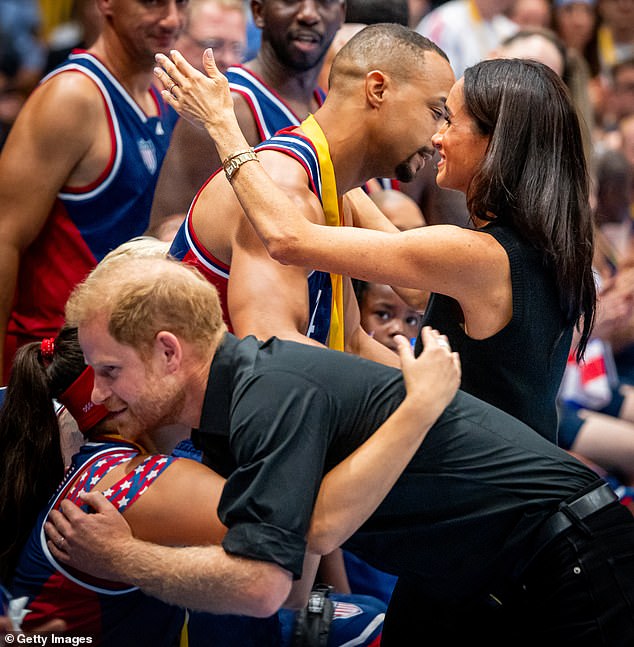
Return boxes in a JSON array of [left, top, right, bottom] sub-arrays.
[[533, 481, 619, 551], [506, 481, 620, 590]]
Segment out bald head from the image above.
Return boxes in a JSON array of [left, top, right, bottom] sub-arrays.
[[328, 23, 449, 91], [66, 255, 226, 355]]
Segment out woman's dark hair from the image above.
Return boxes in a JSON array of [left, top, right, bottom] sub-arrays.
[[463, 58, 596, 360], [0, 326, 86, 582]]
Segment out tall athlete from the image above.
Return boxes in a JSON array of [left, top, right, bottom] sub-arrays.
[[0, 0, 188, 384], [147, 0, 346, 235], [162, 1, 411, 362]]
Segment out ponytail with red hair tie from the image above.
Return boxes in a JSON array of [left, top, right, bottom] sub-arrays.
[[40, 338, 55, 365]]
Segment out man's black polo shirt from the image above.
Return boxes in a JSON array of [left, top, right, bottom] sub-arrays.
[[194, 333, 598, 601]]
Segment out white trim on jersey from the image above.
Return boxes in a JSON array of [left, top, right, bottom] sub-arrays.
[[228, 67, 300, 137], [229, 82, 274, 139], [183, 213, 230, 280], [67, 52, 150, 123], [39, 446, 138, 595], [337, 613, 385, 647], [262, 135, 323, 198], [46, 63, 124, 202]]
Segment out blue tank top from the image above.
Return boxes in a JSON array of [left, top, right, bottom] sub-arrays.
[[45, 51, 179, 261], [225, 65, 325, 140], [7, 51, 178, 351]]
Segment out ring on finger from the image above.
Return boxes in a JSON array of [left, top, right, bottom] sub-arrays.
[[57, 536, 65, 549], [437, 339, 450, 349]]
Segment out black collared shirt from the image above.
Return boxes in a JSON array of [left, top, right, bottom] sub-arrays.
[[195, 334, 597, 600], [196, 333, 405, 575]]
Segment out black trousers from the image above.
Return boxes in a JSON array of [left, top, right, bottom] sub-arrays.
[[381, 503, 634, 646]]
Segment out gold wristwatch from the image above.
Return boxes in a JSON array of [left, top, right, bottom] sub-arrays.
[[223, 148, 259, 182]]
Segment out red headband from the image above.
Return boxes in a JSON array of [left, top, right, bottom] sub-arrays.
[[57, 366, 109, 434]]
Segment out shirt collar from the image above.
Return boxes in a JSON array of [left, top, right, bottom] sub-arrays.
[[197, 332, 239, 438]]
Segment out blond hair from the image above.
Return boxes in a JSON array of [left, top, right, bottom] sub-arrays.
[[65, 255, 226, 356], [100, 236, 171, 264]]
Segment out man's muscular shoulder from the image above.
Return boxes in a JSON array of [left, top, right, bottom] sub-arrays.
[[34, 71, 115, 187], [34, 69, 106, 123], [4, 70, 108, 186]]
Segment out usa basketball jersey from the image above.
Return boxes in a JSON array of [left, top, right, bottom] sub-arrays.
[[11, 441, 184, 646], [225, 66, 325, 140], [5, 51, 178, 367], [170, 131, 333, 345]]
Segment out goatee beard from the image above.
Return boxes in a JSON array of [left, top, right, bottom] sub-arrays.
[[395, 161, 417, 183]]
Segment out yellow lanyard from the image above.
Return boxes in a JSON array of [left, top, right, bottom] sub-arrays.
[[299, 114, 345, 352], [179, 610, 189, 647]]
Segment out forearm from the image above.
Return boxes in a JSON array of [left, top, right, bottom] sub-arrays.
[[344, 193, 428, 310], [345, 188, 399, 233], [48, 490, 292, 617], [104, 538, 291, 617], [201, 109, 250, 170], [316, 549, 351, 593], [284, 551, 321, 609]]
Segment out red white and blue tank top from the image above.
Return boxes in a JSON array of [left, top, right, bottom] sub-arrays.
[[10, 441, 183, 645], [7, 51, 178, 350]]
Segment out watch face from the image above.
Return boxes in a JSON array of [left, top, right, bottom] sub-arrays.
[[227, 160, 238, 178]]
